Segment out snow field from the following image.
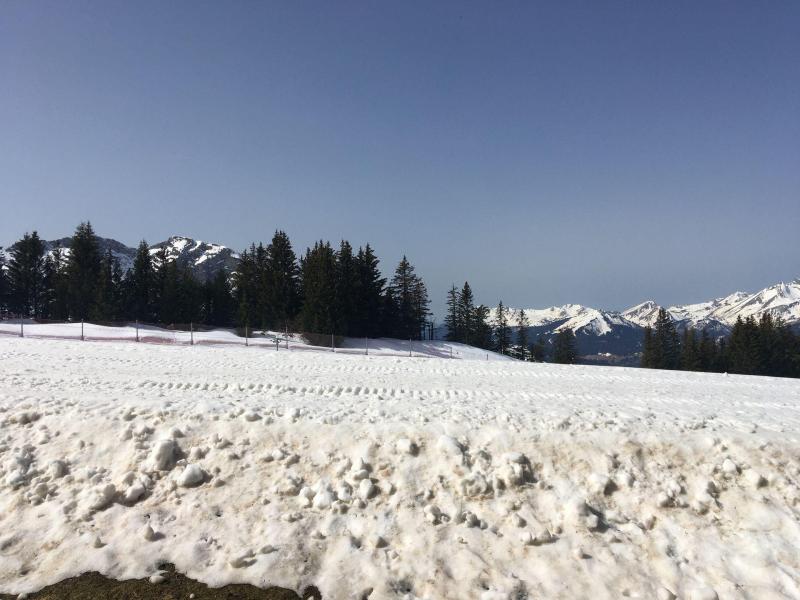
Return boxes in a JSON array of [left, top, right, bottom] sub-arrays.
[[1, 337, 800, 599], [0, 321, 502, 361]]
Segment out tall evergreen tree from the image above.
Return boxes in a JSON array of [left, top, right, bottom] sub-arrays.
[[203, 270, 235, 327], [494, 301, 510, 354], [530, 335, 548, 362], [43, 246, 70, 320], [126, 240, 155, 322], [67, 222, 101, 320], [266, 230, 300, 330], [444, 284, 461, 342], [232, 244, 258, 328], [641, 326, 655, 368], [353, 244, 385, 338], [516, 308, 530, 360], [334, 240, 359, 335], [390, 256, 429, 340], [299, 241, 337, 334], [471, 304, 493, 350], [652, 308, 680, 369], [698, 328, 717, 372], [459, 282, 475, 344], [553, 328, 578, 364], [7, 231, 46, 317], [680, 328, 701, 371], [91, 250, 119, 321]]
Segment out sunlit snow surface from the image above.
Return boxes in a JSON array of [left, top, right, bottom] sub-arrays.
[[1, 336, 800, 599]]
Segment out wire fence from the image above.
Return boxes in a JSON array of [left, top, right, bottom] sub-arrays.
[[0, 318, 472, 360]]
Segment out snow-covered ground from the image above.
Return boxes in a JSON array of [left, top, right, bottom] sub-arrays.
[[0, 321, 503, 361], [1, 337, 800, 600]]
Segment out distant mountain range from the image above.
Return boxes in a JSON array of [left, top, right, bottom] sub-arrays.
[[493, 279, 800, 363], [2, 235, 239, 283]]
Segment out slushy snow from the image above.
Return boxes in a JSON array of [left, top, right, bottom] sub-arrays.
[[1, 336, 800, 599]]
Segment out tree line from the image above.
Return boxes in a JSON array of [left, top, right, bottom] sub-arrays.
[[443, 282, 578, 364], [0, 223, 431, 339], [641, 308, 800, 378]]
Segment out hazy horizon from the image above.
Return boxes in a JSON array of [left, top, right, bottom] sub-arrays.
[[2, 1, 798, 316]]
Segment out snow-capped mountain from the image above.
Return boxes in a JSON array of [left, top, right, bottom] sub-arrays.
[[490, 278, 800, 362], [622, 281, 800, 331], [492, 304, 642, 357], [149, 236, 239, 281], [1, 237, 137, 273], [620, 301, 662, 328], [2, 235, 238, 282]]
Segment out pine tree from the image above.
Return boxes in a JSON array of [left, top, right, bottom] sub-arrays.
[[444, 284, 461, 342], [253, 243, 271, 329], [494, 301, 510, 354], [127, 240, 154, 322], [698, 328, 717, 372], [552, 328, 578, 364], [232, 244, 258, 328], [203, 269, 235, 327], [390, 256, 429, 340], [467, 304, 491, 350], [530, 335, 547, 362], [516, 308, 529, 360], [353, 244, 385, 338], [266, 230, 300, 330], [7, 231, 46, 317], [680, 328, 701, 371], [91, 250, 119, 321], [652, 309, 680, 369], [459, 282, 475, 344], [641, 326, 655, 368], [334, 240, 359, 336], [67, 222, 101, 320], [728, 316, 759, 374], [299, 241, 337, 334]]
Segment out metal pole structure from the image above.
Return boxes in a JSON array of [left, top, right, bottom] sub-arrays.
[[190, 322, 194, 346], [81, 320, 84, 341], [135, 320, 139, 342]]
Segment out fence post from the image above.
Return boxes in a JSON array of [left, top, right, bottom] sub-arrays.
[[450, 347, 453, 359], [135, 320, 139, 342], [409, 338, 412, 358], [81, 319, 84, 341], [365, 337, 368, 356], [275, 337, 279, 351], [245, 325, 249, 347], [190, 322, 194, 346], [20, 316, 23, 338], [285, 324, 289, 349], [331, 332, 335, 352]]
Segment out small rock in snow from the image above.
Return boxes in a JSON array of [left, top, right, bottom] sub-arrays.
[[358, 479, 375, 501], [177, 464, 206, 487]]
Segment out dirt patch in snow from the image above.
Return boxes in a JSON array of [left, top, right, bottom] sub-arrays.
[[0, 564, 320, 600]]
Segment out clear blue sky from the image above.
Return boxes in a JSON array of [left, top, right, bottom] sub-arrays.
[[1, 1, 798, 317]]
